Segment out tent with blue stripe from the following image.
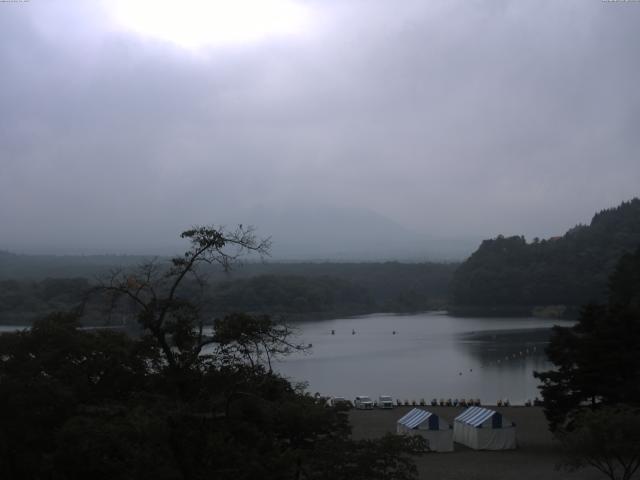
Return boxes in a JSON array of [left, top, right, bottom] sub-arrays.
[[396, 408, 453, 452], [453, 406, 516, 450]]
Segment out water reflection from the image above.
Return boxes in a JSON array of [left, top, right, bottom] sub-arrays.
[[455, 328, 551, 366]]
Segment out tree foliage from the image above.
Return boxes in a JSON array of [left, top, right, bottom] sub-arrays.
[[452, 198, 640, 312], [0, 277, 90, 324], [93, 224, 271, 371], [0, 263, 456, 325], [534, 246, 640, 431], [0, 225, 424, 480], [557, 405, 640, 480]]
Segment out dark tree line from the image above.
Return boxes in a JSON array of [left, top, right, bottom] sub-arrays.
[[0, 277, 90, 324], [210, 273, 445, 317], [1, 262, 455, 325], [452, 198, 640, 314]]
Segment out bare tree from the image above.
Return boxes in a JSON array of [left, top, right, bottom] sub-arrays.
[[93, 225, 270, 370], [212, 312, 305, 372]]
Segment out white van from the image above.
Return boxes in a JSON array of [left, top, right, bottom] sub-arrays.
[[354, 395, 374, 409], [378, 395, 394, 409]]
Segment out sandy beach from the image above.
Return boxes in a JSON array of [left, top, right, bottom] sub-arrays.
[[349, 406, 603, 480]]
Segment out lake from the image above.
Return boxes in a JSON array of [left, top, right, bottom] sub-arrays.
[[274, 312, 570, 404], [0, 312, 569, 405]]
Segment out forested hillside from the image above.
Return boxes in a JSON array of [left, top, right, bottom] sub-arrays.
[[451, 198, 640, 316], [0, 251, 151, 279], [0, 260, 456, 324]]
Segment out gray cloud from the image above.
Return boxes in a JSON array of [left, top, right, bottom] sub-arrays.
[[1, 0, 639, 257]]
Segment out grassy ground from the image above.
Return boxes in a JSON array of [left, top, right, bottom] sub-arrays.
[[349, 406, 603, 480]]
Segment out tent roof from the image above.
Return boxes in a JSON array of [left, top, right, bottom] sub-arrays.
[[397, 408, 434, 429], [455, 406, 497, 427]]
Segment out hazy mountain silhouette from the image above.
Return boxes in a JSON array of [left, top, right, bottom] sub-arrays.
[[232, 205, 478, 261]]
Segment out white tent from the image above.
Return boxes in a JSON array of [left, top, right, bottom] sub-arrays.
[[453, 406, 516, 450], [396, 408, 454, 452]]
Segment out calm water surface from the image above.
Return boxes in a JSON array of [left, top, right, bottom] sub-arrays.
[[0, 313, 569, 404], [275, 312, 570, 404]]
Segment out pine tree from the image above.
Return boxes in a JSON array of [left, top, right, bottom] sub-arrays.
[[535, 247, 640, 430]]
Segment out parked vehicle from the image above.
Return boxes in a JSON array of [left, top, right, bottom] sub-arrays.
[[378, 395, 394, 409], [327, 396, 351, 408], [354, 395, 374, 409]]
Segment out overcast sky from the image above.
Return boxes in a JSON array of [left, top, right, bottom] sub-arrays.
[[1, 0, 639, 257]]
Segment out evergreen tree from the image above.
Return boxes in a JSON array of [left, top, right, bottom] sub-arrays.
[[535, 246, 640, 430]]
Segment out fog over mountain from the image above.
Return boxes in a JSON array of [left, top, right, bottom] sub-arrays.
[[226, 206, 480, 260], [1, 1, 639, 259]]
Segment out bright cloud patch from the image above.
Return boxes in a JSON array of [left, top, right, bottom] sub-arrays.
[[109, 0, 311, 49]]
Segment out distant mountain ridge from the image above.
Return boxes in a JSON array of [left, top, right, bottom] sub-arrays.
[[451, 198, 640, 316], [232, 205, 478, 261], [2, 205, 479, 261]]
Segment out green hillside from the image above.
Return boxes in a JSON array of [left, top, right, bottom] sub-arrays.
[[451, 198, 640, 317]]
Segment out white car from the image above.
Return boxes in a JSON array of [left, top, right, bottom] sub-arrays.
[[354, 395, 374, 409], [378, 395, 394, 409]]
